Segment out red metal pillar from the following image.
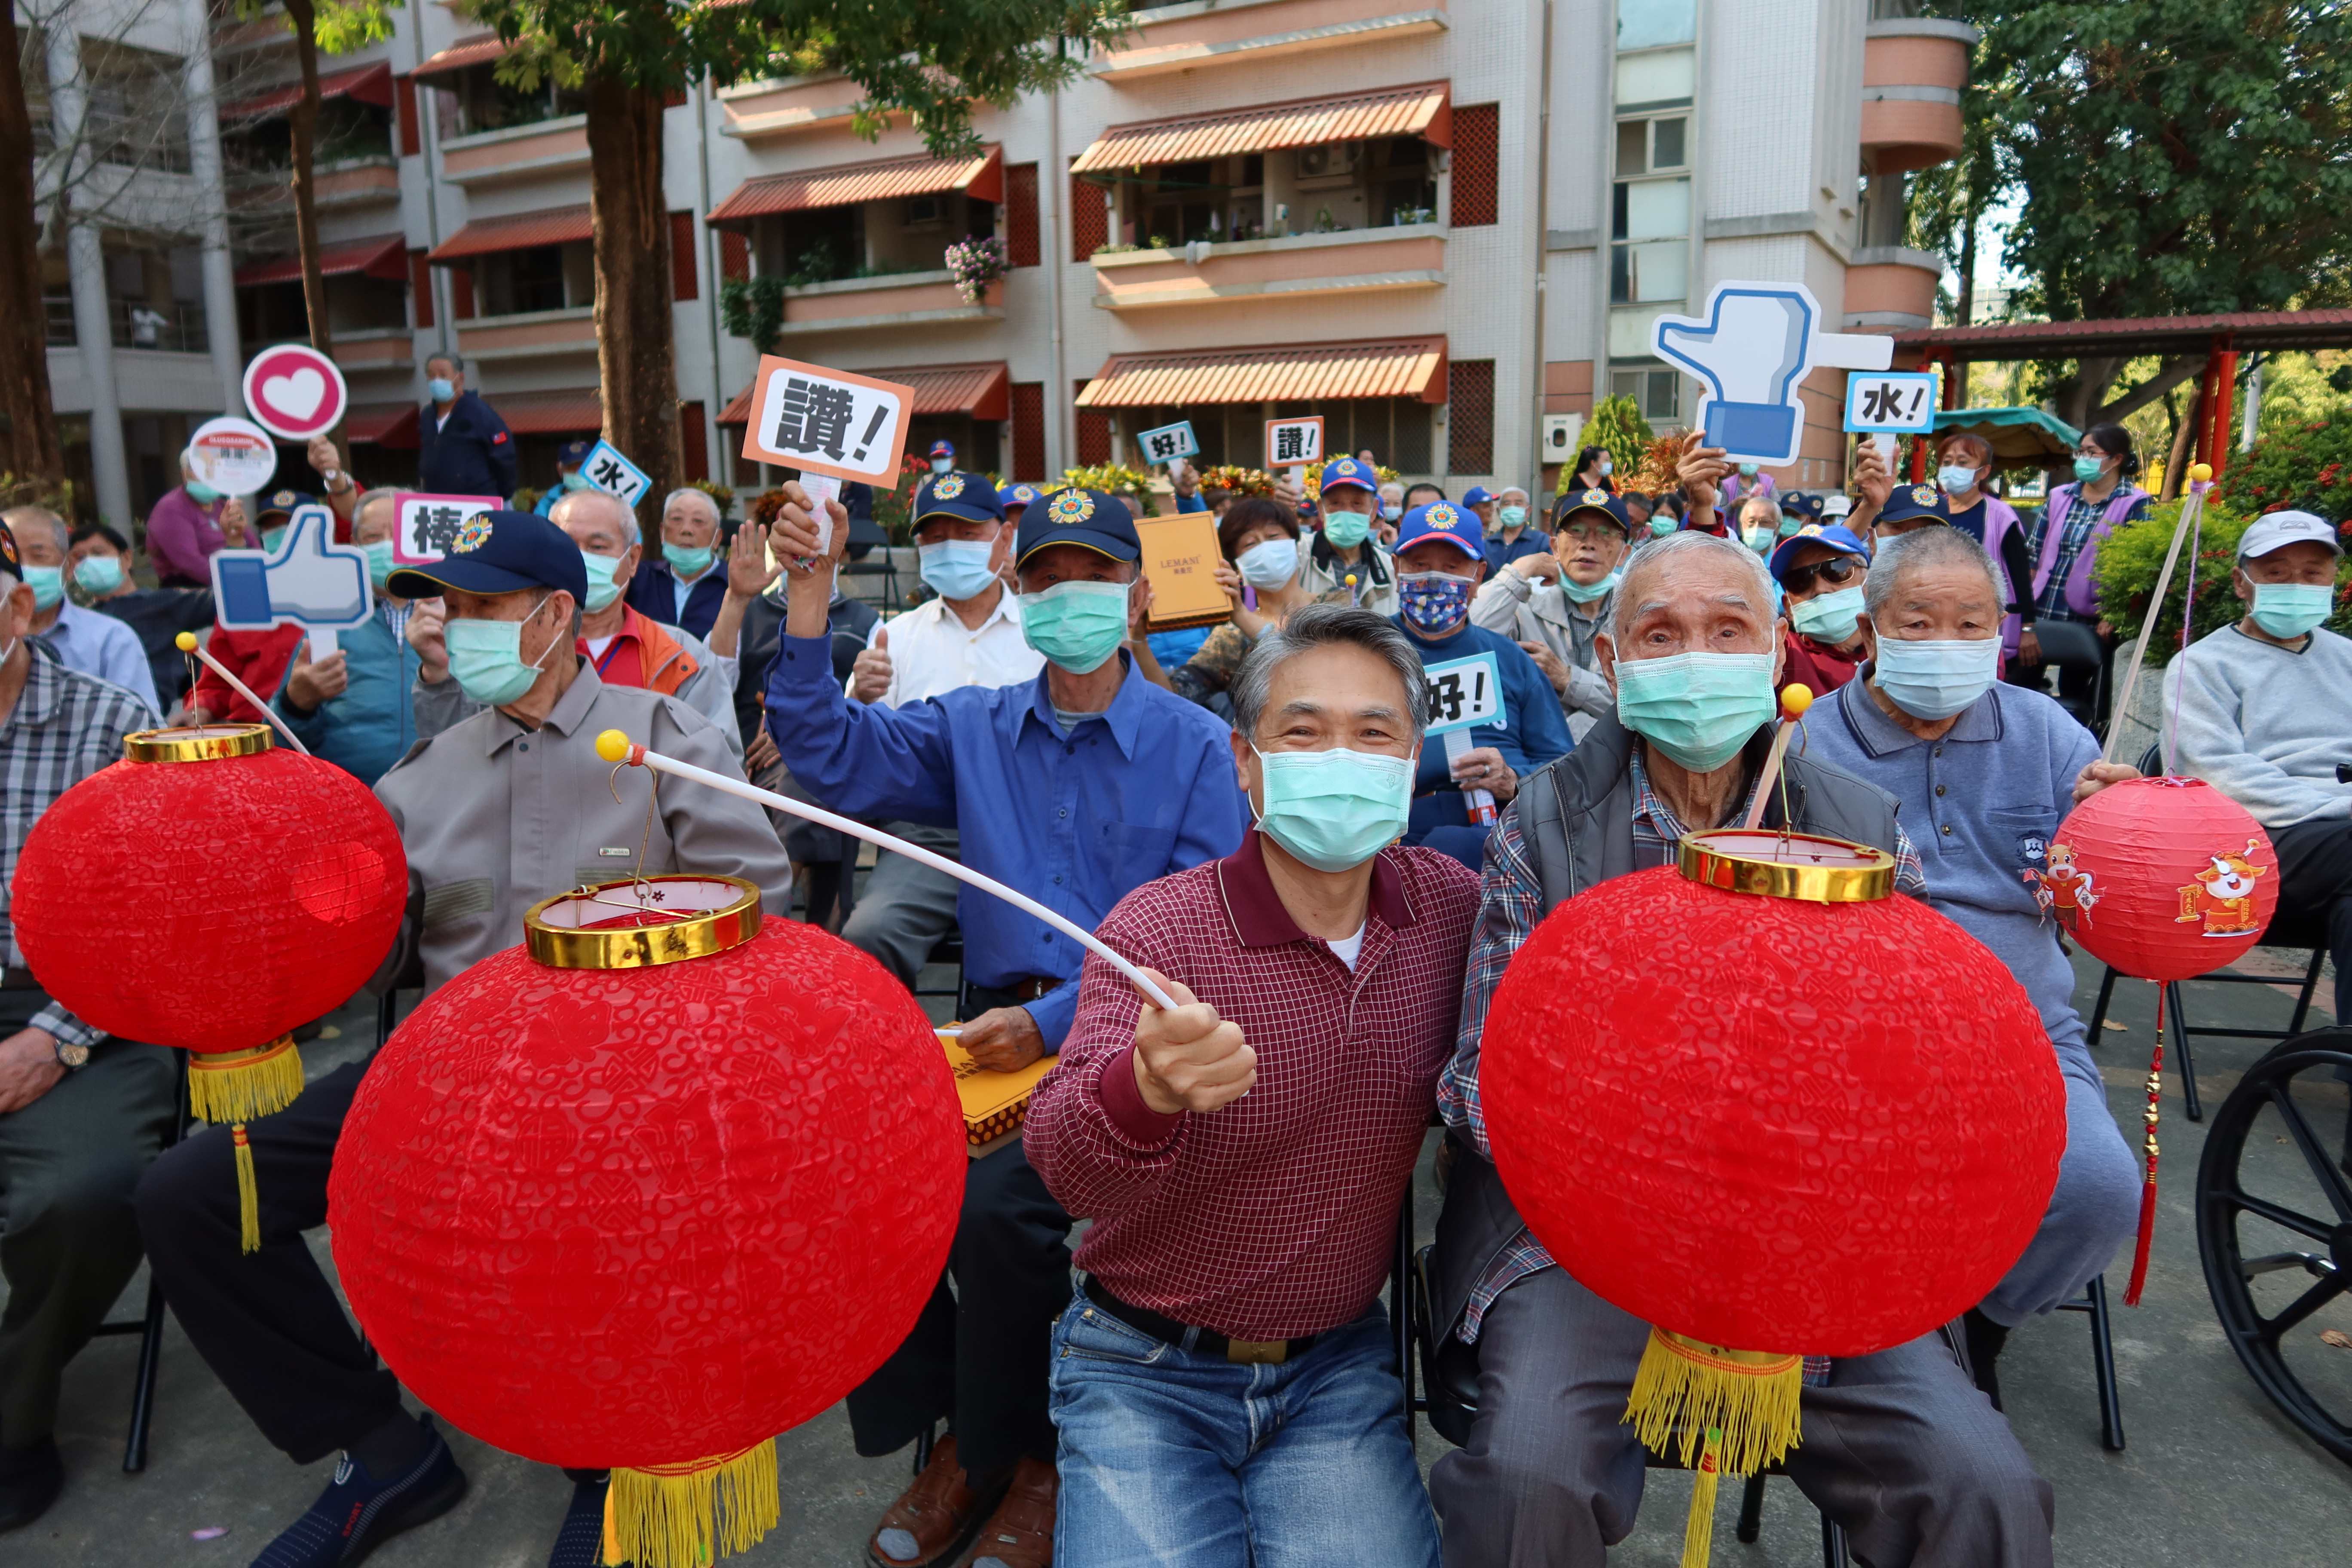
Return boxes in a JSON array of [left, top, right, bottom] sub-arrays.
[[2205, 338, 2239, 479], [1908, 353, 1950, 482], [2191, 355, 2220, 472]]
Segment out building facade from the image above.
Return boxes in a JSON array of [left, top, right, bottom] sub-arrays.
[[32, 0, 1974, 526]]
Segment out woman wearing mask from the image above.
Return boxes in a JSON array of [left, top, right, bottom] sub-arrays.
[[1932, 432, 2039, 668], [1568, 444, 1616, 494], [1719, 461, 1776, 513], [145, 450, 251, 587], [1137, 498, 1324, 708], [1298, 458, 1398, 615], [2020, 423, 2150, 709], [1470, 490, 1633, 738]]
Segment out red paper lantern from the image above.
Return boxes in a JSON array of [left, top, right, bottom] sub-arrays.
[[2037, 775, 2277, 982], [328, 877, 964, 1568]]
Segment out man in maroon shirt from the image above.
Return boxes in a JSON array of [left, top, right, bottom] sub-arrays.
[[1027, 603, 1478, 1567], [1770, 523, 1872, 695]]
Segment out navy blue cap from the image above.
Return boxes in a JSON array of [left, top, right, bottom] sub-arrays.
[[998, 482, 1039, 511], [1769, 523, 1872, 583], [928, 439, 956, 460], [1316, 456, 1378, 498], [1392, 501, 1483, 560], [1552, 487, 1632, 534], [557, 439, 592, 467], [913, 471, 1007, 527], [1780, 490, 1821, 519], [1015, 488, 1139, 565], [385, 508, 590, 603], [1874, 482, 1952, 529], [1461, 484, 1496, 507], [257, 489, 313, 521]]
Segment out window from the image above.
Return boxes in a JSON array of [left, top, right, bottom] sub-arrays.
[[1617, 0, 1697, 49], [81, 40, 190, 172], [720, 231, 749, 284], [1450, 104, 1499, 227], [451, 65, 586, 136], [1076, 382, 1112, 466], [1011, 382, 1045, 480], [1004, 162, 1040, 267], [397, 74, 420, 157], [1615, 0, 1697, 108], [1071, 171, 1110, 260], [1372, 137, 1437, 227], [669, 212, 697, 302], [679, 402, 708, 484], [1610, 366, 1681, 423], [1447, 361, 1495, 475], [481, 245, 568, 315], [1269, 399, 1434, 473]]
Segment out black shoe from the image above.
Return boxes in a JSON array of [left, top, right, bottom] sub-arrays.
[[0, 1439, 63, 1533], [547, 1472, 629, 1568], [1963, 1307, 2011, 1411], [251, 1418, 468, 1568]]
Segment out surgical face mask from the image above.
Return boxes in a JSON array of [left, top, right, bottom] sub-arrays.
[[1596, 457, 1613, 477], [361, 541, 395, 590], [1738, 463, 1759, 478], [1321, 510, 1372, 548], [578, 548, 626, 611], [919, 538, 1001, 601], [1381, 501, 1402, 521], [931, 457, 954, 475], [560, 469, 592, 493], [1936, 465, 1980, 496], [427, 377, 456, 402], [74, 555, 125, 595], [1397, 571, 1474, 636], [1018, 578, 1131, 674], [22, 565, 63, 610], [260, 527, 288, 554], [2073, 454, 2107, 484], [1648, 515, 1677, 538], [1741, 525, 1775, 554], [1236, 536, 1299, 589], [1871, 636, 2000, 720], [1251, 746, 1414, 872], [185, 479, 220, 504], [1559, 567, 1620, 605], [1777, 518, 1802, 537], [1498, 505, 1528, 531], [663, 540, 714, 577], [445, 597, 555, 707], [1614, 650, 1777, 773], [1789, 584, 1865, 645], [2249, 579, 2335, 640]]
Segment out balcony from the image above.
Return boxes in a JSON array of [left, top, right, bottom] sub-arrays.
[[1096, 0, 1448, 82], [441, 116, 592, 187], [1861, 17, 1977, 173], [717, 74, 873, 143], [43, 294, 211, 352], [1844, 246, 1944, 331], [1091, 224, 1442, 311], [230, 155, 401, 215], [768, 272, 1002, 336], [455, 305, 599, 362], [330, 327, 416, 372]]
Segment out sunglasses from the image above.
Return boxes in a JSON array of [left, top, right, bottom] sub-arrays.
[[1780, 555, 1863, 595]]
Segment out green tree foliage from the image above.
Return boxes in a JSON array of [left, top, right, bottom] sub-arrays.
[[1582, 395, 1653, 480], [2094, 495, 2352, 646]]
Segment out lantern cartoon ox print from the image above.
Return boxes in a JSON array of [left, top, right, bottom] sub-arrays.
[[328, 875, 965, 1568], [1480, 829, 2065, 1567]]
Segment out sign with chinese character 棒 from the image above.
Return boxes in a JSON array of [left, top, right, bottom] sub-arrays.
[[1136, 420, 1199, 466], [392, 492, 501, 566], [737, 355, 917, 486], [1842, 371, 1939, 435], [1264, 415, 1325, 473], [578, 438, 651, 509], [1422, 650, 1507, 737]]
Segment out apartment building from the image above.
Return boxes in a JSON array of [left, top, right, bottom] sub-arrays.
[[32, 0, 1975, 525]]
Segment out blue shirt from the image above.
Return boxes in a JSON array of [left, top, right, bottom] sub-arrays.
[[1393, 619, 1573, 808], [628, 557, 729, 641], [36, 600, 160, 717], [766, 645, 1249, 1047], [1482, 528, 1551, 577]]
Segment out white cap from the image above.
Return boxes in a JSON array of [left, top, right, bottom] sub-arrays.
[[2237, 509, 2342, 560], [1821, 493, 1853, 517]]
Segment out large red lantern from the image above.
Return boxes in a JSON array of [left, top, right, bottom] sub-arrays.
[[1482, 831, 2064, 1563], [14, 724, 406, 1244], [328, 876, 965, 1568]]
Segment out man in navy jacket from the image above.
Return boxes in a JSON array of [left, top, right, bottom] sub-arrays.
[[415, 354, 518, 500]]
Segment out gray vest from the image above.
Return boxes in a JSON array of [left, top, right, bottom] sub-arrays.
[[1431, 714, 1905, 1339]]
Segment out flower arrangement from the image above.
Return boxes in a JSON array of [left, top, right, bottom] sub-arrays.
[[1059, 463, 1156, 509], [1201, 464, 1275, 496], [945, 236, 1010, 306], [2215, 416, 2352, 521]]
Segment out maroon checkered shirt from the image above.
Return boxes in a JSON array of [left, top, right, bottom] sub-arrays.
[[1024, 831, 1479, 1341]]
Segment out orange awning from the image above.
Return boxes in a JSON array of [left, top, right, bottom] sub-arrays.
[[411, 33, 508, 82], [223, 61, 394, 121], [707, 147, 1002, 230], [428, 205, 593, 263], [1070, 83, 1451, 175], [236, 233, 408, 288], [487, 387, 602, 435], [718, 361, 1009, 426], [346, 403, 420, 449], [1075, 338, 1448, 407]]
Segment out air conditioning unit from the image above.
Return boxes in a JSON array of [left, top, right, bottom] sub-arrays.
[[906, 195, 946, 225], [1295, 142, 1362, 179]]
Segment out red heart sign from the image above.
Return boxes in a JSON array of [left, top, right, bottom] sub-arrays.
[[242, 343, 349, 441]]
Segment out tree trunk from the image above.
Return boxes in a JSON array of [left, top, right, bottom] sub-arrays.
[[0, 8, 66, 490], [283, 0, 343, 461], [586, 74, 680, 528], [2162, 374, 2204, 502]]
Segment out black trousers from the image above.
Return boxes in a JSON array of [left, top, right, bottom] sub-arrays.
[[135, 1059, 399, 1465], [2274, 816, 2352, 1024]]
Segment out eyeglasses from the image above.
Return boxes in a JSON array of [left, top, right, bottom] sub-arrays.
[[1779, 556, 1863, 595]]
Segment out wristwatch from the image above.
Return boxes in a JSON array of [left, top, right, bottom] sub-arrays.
[[322, 470, 354, 495], [52, 1037, 89, 1070]]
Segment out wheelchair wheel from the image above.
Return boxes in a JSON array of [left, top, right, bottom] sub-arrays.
[[2194, 1028, 2352, 1465]]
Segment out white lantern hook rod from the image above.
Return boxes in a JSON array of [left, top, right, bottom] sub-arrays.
[[171, 632, 312, 756]]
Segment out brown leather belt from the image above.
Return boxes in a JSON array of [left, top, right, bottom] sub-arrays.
[[1082, 1276, 1320, 1366], [1001, 977, 1056, 1002]]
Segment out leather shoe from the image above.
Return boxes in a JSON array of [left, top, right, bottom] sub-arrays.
[[869, 1435, 1001, 1568], [954, 1456, 1057, 1568], [0, 1439, 64, 1534]]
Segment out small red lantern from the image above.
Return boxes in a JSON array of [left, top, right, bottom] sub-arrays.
[[328, 877, 964, 1568], [14, 724, 406, 1244], [1483, 831, 2064, 1564]]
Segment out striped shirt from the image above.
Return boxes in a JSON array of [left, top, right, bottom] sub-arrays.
[[0, 644, 162, 1046]]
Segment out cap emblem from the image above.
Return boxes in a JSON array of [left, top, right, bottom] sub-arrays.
[[452, 515, 495, 554], [931, 474, 965, 500], [1909, 484, 1939, 506], [1048, 490, 1095, 526], [1424, 503, 1459, 530], [1582, 489, 1610, 505]]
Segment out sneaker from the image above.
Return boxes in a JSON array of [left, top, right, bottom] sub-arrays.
[[251, 1420, 468, 1568], [0, 1439, 64, 1534], [547, 1472, 628, 1568]]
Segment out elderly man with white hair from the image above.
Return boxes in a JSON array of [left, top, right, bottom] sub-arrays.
[[627, 485, 731, 639], [1429, 530, 2061, 1567], [1479, 484, 1549, 576], [0, 507, 158, 715]]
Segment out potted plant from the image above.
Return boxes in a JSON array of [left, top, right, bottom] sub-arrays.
[[944, 236, 1011, 306]]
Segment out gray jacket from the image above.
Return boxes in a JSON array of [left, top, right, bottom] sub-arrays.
[[413, 620, 741, 758], [1430, 715, 1905, 1341]]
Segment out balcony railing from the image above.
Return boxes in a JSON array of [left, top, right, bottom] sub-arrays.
[[43, 295, 211, 352]]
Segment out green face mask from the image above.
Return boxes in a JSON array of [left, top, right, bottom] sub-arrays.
[[663, 541, 714, 577], [185, 480, 221, 504], [1558, 567, 1620, 605], [1018, 579, 1131, 674], [1498, 505, 1528, 530], [1648, 516, 1677, 538], [1614, 650, 1777, 773], [1321, 511, 1372, 548], [446, 598, 554, 707], [2249, 580, 2334, 640], [578, 549, 626, 611], [22, 565, 63, 611], [74, 555, 126, 595], [1790, 584, 1865, 645], [2072, 455, 2107, 484], [361, 540, 395, 589], [1251, 746, 1414, 871], [261, 527, 288, 554]]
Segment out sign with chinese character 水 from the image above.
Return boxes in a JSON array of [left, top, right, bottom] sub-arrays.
[[1842, 371, 1939, 435], [578, 438, 651, 509], [1422, 651, 1507, 737], [392, 492, 501, 566], [1264, 415, 1324, 473], [1136, 420, 1199, 466], [737, 355, 917, 486]]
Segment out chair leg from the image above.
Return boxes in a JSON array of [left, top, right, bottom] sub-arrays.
[[2086, 967, 2119, 1041], [1736, 1473, 1767, 1544], [2165, 981, 2201, 1122], [1392, 1187, 1415, 1439], [1822, 1514, 1850, 1568], [2084, 1274, 2125, 1452], [374, 988, 396, 1050], [2287, 944, 2326, 1035], [122, 1275, 167, 1473]]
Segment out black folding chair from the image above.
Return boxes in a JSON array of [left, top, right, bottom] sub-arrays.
[[2022, 618, 2108, 736], [2055, 1275, 2126, 1450], [89, 1048, 190, 1473]]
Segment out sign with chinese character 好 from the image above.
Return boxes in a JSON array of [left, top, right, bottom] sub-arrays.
[[392, 492, 501, 566], [1842, 371, 1939, 435], [1136, 420, 1199, 466], [1422, 651, 1508, 737], [578, 438, 650, 508], [738, 355, 917, 486], [1264, 416, 1324, 473]]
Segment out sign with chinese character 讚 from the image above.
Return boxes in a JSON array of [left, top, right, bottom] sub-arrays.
[[1136, 420, 1199, 466], [578, 438, 651, 509], [1264, 415, 1324, 474], [1842, 371, 1939, 435], [1422, 651, 1507, 737], [737, 355, 917, 486], [392, 492, 501, 566]]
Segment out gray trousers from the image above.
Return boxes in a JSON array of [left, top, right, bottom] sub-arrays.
[[840, 824, 962, 991], [1428, 1268, 2054, 1568], [0, 988, 175, 1449], [1980, 1066, 2140, 1327]]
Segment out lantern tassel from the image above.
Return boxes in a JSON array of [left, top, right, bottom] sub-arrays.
[[1679, 1426, 1723, 1568], [2124, 990, 2165, 1307], [188, 1035, 306, 1124], [231, 1124, 260, 1254], [1626, 1328, 1804, 1477], [604, 1439, 778, 1568]]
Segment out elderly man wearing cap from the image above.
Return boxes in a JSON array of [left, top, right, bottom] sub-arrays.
[[625, 486, 731, 640], [1470, 488, 1631, 740], [2170, 508, 2352, 1027], [137, 507, 791, 1568], [1390, 502, 1572, 870], [998, 481, 1039, 530], [928, 438, 957, 476], [530, 439, 594, 517], [1301, 456, 1399, 614], [1769, 522, 1874, 695], [186, 489, 318, 726], [765, 482, 1248, 1568]]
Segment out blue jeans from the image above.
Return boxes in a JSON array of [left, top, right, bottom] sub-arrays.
[[1048, 1289, 1440, 1568]]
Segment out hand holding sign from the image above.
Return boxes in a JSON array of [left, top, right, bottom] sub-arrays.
[[769, 481, 848, 575], [210, 505, 373, 659], [1654, 282, 1894, 464]]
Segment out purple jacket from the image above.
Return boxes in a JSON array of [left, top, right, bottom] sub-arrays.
[[2032, 483, 2152, 619], [146, 486, 229, 588], [1974, 494, 2028, 658]]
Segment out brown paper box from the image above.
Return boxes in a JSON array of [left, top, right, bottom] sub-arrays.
[[1136, 514, 1233, 631]]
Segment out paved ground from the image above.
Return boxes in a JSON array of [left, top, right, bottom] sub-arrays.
[[16, 944, 2352, 1566]]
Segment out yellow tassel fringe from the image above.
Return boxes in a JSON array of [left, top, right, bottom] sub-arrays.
[[1626, 1327, 1804, 1476], [604, 1439, 779, 1568], [231, 1124, 260, 1253], [1681, 1427, 1723, 1568], [189, 1036, 306, 1124]]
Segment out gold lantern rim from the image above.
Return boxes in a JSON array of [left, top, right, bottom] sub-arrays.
[[523, 875, 763, 969], [123, 724, 274, 763], [1677, 829, 1894, 904]]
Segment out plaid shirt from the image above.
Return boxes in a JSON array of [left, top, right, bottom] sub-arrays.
[[0, 644, 161, 1047], [1436, 740, 1923, 1344], [2030, 491, 2104, 623]]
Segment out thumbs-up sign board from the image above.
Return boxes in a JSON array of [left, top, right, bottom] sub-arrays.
[[210, 505, 374, 658]]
